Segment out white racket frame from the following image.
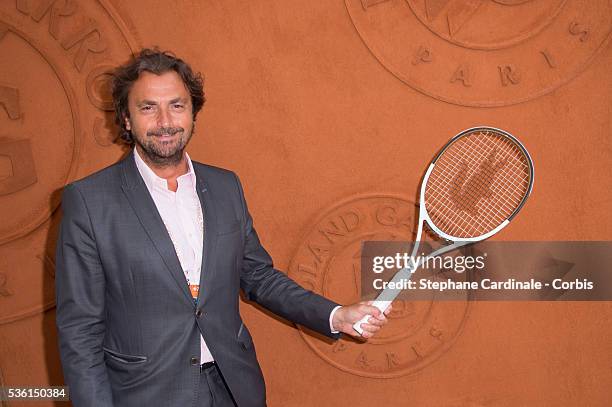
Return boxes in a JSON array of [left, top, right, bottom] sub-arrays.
[[353, 126, 534, 335]]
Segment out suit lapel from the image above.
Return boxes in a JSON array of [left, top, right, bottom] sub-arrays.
[[119, 152, 193, 304], [195, 166, 218, 307]]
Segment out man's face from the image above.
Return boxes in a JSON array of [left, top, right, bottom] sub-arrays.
[[125, 70, 194, 167]]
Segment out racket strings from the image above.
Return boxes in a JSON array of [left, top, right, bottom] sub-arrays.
[[430, 137, 527, 235], [425, 130, 532, 238], [429, 132, 529, 235], [441, 137, 527, 215]]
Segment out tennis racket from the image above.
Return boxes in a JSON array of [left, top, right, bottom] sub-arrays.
[[353, 126, 535, 335]]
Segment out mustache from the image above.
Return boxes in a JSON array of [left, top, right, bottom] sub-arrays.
[[147, 127, 184, 137]]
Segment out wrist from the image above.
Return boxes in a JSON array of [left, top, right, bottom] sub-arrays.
[[331, 306, 344, 331]]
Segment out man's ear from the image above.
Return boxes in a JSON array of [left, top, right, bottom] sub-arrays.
[[124, 115, 131, 131]]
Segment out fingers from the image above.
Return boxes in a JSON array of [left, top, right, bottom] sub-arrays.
[[359, 304, 383, 318], [359, 304, 390, 321], [367, 315, 386, 327], [346, 301, 394, 339], [384, 303, 393, 315], [355, 322, 382, 339]]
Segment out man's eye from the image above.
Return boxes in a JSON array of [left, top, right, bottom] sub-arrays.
[[173, 104, 184, 109], [140, 106, 153, 111]]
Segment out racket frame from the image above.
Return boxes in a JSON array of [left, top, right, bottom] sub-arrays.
[[352, 126, 534, 334]]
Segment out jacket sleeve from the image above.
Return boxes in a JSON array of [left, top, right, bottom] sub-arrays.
[[233, 174, 340, 339], [55, 184, 114, 406]]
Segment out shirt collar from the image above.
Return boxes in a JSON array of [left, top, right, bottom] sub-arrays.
[[133, 147, 196, 193]]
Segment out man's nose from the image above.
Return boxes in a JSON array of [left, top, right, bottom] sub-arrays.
[[156, 106, 172, 127]]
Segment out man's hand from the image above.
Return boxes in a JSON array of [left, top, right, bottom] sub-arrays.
[[332, 301, 392, 339]]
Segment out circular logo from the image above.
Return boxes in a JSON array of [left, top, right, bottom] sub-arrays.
[[288, 195, 470, 378], [0, 21, 80, 245], [346, 0, 611, 106], [0, 0, 139, 323]]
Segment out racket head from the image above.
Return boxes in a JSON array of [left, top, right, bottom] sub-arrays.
[[422, 126, 534, 241]]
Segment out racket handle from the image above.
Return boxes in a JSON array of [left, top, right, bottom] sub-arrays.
[[352, 300, 392, 335]]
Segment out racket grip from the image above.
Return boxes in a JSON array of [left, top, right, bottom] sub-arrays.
[[352, 300, 392, 335]]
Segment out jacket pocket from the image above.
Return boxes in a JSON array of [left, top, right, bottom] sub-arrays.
[[103, 347, 148, 364]]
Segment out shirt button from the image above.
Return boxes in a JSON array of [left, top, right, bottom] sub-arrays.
[[190, 356, 199, 366]]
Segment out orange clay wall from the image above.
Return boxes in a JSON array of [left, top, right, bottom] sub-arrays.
[[0, 1, 610, 406]]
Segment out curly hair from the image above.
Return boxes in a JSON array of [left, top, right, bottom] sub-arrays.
[[112, 48, 205, 144]]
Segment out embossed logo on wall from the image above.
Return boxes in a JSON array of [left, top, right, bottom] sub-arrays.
[[0, 0, 138, 324], [0, 20, 79, 245], [288, 195, 469, 378], [347, 0, 611, 106]]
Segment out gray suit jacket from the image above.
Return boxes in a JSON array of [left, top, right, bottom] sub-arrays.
[[55, 151, 339, 407]]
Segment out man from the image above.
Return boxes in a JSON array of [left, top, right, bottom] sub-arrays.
[[55, 49, 389, 407]]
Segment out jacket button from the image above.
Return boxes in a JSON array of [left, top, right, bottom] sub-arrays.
[[190, 357, 199, 366], [195, 309, 203, 318]]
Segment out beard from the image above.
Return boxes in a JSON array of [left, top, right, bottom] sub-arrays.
[[133, 125, 193, 168]]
